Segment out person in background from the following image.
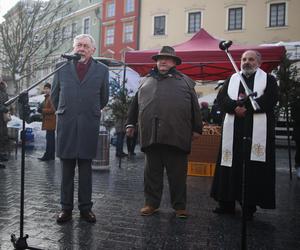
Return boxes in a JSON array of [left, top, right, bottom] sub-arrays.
[[291, 87, 300, 179], [200, 101, 210, 124], [126, 46, 202, 218], [210, 50, 278, 220], [51, 34, 109, 223], [0, 80, 9, 168], [38, 83, 56, 161], [115, 116, 128, 158], [210, 98, 223, 126], [127, 128, 138, 157]]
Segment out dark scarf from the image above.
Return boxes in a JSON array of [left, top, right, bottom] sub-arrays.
[[76, 59, 92, 81]]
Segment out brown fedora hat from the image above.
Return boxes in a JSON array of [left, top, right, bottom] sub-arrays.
[[152, 46, 182, 65]]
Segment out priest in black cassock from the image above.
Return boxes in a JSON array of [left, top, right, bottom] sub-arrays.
[[210, 50, 278, 220]]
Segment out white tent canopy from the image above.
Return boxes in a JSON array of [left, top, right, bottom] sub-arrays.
[[198, 92, 217, 106], [109, 66, 140, 95], [261, 41, 300, 60]]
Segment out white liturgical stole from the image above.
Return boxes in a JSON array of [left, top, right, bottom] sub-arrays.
[[221, 68, 267, 167]]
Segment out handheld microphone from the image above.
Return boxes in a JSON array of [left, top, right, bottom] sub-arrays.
[[61, 53, 81, 61], [219, 40, 233, 50]]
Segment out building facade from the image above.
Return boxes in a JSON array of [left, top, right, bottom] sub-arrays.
[[137, 0, 300, 98], [34, 0, 103, 84], [139, 0, 300, 50], [100, 0, 140, 61]]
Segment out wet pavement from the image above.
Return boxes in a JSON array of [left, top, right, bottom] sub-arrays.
[[0, 144, 300, 250]]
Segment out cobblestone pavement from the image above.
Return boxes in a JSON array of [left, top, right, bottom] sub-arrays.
[[0, 146, 299, 250]]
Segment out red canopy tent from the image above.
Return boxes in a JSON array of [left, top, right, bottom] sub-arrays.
[[125, 29, 286, 81]]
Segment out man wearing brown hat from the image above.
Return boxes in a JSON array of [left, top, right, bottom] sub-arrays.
[[126, 46, 202, 218]]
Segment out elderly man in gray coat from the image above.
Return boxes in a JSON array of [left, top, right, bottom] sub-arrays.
[[51, 34, 109, 223]]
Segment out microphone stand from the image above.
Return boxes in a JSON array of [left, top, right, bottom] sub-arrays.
[[220, 42, 260, 250], [117, 64, 127, 168], [5, 60, 71, 250]]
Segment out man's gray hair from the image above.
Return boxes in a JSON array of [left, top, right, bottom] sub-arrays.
[[243, 50, 262, 63], [73, 34, 96, 48]]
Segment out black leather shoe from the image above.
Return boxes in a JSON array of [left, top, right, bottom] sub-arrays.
[[245, 212, 254, 221], [213, 207, 235, 214], [116, 152, 128, 158], [38, 157, 54, 161], [244, 206, 256, 221], [80, 210, 96, 223], [56, 210, 72, 223]]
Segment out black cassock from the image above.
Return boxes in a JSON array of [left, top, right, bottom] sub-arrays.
[[210, 71, 278, 209]]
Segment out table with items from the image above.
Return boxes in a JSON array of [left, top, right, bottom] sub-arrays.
[[188, 125, 221, 176]]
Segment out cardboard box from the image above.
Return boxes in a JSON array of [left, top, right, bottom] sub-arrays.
[[188, 134, 221, 163]]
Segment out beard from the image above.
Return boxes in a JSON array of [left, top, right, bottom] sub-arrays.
[[242, 64, 257, 77]]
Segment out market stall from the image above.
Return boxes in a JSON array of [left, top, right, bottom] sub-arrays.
[[125, 29, 286, 176], [125, 28, 285, 81]]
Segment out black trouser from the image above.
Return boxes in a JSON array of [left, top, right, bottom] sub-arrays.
[[144, 144, 188, 210], [126, 132, 137, 154], [116, 132, 125, 155], [218, 201, 256, 214], [44, 130, 55, 159], [0, 118, 8, 154], [60, 158, 93, 212]]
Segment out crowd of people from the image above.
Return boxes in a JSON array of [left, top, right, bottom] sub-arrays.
[[0, 34, 299, 226]]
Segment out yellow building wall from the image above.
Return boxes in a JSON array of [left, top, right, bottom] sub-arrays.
[[139, 0, 300, 49]]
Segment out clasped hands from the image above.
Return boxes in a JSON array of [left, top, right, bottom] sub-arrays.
[[234, 106, 247, 118]]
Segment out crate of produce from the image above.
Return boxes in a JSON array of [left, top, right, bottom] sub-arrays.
[[187, 162, 216, 176]]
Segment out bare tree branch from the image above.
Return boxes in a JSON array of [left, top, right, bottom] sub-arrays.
[[0, 0, 70, 93]]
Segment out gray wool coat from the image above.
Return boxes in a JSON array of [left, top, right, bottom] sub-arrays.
[[126, 69, 203, 153], [51, 59, 109, 159]]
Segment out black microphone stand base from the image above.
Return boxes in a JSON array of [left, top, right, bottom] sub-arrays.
[[11, 234, 42, 250]]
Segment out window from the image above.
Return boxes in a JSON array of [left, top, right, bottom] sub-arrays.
[[154, 16, 165, 35], [188, 12, 201, 33], [106, 26, 115, 45], [107, 1, 115, 18], [44, 32, 49, 49], [123, 22, 134, 42], [83, 18, 90, 34], [269, 3, 286, 27], [71, 22, 77, 38], [125, 0, 134, 13], [52, 29, 59, 46], [61, 26, 68, 42], [228, 7, 243, 30]]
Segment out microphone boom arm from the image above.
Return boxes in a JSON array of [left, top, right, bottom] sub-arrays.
[[5, 62, 69, 106], [224, 48, 260, 111]]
